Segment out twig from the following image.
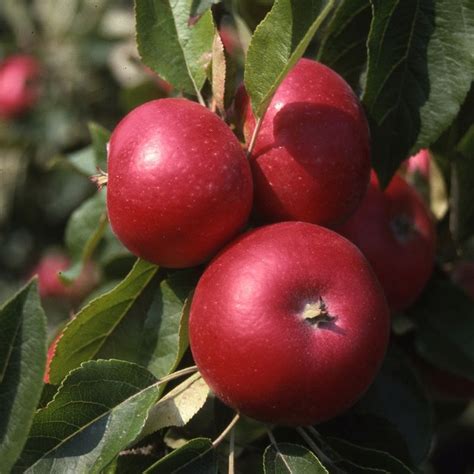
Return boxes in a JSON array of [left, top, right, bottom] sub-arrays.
[[212, 413, 240, 448], [296, 427, 333, 466], [246, 115, 263, 158], [155, 366, 198, 387], [228, 423, 235, 474]]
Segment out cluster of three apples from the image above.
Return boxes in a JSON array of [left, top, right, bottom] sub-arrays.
[[106, 59, 433, 425]]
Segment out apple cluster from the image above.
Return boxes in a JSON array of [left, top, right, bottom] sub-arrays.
[[105, 58, 436, 426]]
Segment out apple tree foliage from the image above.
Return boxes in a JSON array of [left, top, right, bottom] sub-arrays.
[[0, 0, 474, 472]]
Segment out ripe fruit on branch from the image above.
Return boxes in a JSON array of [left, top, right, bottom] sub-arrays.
[[0, 54, 40, 119], [236, 58, 370, 227], [31, 253, 98, 302], [338, 173, 436, 311], [189, 221, 390, 426], [406, 149, 431, 179], [107, 98, 253, 268]]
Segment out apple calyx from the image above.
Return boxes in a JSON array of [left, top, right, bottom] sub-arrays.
[[390, 213, 416, 244], [90, 168, 108, 190], [301, 298, 336, 327]]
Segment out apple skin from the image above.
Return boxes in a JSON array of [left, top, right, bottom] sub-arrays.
[[406, 149, 431, 179], [32, 253, 99, 302], [107, 98, 253, 268], [0, 55, 40, 119], [337, 172, 436, 311], [189, 221, 390, 426], [236, 58, 370, 227]]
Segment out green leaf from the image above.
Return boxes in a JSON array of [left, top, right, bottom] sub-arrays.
[[144, 438, 216, 473], [49, 259, 158, 384], [244, 0, 335, 118], [136, 0, 215, 99], [96, 270, 195, 380], [362, 0, 474, 186], [67, 146, 97, 177], [66, 124, 110, 177], [191, 0, 221, 17], [0, 280, 47, 472], [408, 278, 474, 381], [327, 437, 413, 474], [140, 373, 209, 439], [317, 0, 372, 90], [319, 413, 413, 467], [88, 122, 111, 172], [15, 360, 160, 473], [451, 123, 474, 241], [263, 442, 329, 473], [60, 192, 107, 284], [355, 344, 433, 465], [139, 277, 193, 379]]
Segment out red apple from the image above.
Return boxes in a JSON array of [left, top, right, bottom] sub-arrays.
[[31, 253, 99, 302], [406, 149, 431, 179], [338, 172, 436, 311], [236, 58, 370, 227], [0, 54, 40, 119], [107, 98, 253, 268], [219, 25, 241, 56], [189, 221, 390, 426]]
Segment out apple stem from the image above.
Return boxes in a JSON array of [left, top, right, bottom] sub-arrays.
[[247, 115, 264, 158], [90, 168, 108, 190], [212, 413, 240, 448], [266, 428, 283, 455], [228, 424, 235, 474], [301, 298, 336, 327], [297, 427, 335, 469], [196, 89, 206, 108], [154, 365, 198, 388]]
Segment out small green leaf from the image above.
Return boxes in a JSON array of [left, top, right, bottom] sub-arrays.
[[67, 146, 97, 176], [244, 0, 335, 118], [49, 259, 158, 384], [355, 344, 433, 465], [409, 278, 474, 381], [144, 438, 216, 473], [0, 280, 47, 472], [136, 0, 215, 99], [15, 360, 160, 473], [327, 437, 413, 474], [317, 0, 372, 90], [140, 373, 209, 438], [263, 442, 329, 473], [60, 192, 107, 284], [363, 0, 474, 186]]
